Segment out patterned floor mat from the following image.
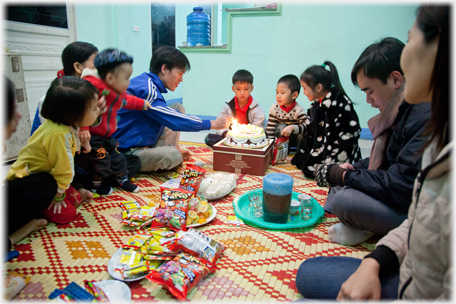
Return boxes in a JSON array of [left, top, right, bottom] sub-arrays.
[[5, 142, 375, 302]]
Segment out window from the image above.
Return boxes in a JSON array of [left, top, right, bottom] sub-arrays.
[[6, 4, 68, 29], [151, 3, 176, 48]]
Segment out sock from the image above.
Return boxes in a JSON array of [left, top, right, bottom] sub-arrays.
[[92, 182, 112, 196], [117, 176, 140, 193], [119, 180, 140, 193], [328, 223, 375, 246]]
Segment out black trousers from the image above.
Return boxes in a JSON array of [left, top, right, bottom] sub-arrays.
[[89, 136, 131, 184], [6, 173, 57, 249]]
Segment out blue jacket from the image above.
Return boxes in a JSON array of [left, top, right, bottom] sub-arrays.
[[113, 72, 212, 151]]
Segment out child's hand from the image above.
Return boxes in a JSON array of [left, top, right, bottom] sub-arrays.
[[143, 100, 152, 110], [98, 95, 107, 115], [48, 198, 68, 214], [82, 140, 92, 153], [78, 130, 91, 153], [281, 125, 298, 136]]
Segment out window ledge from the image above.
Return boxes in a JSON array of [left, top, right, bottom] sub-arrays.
[[223, 7, 278, 12]]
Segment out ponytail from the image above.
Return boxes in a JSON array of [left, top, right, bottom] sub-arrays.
[[300, 61, 349, 99]]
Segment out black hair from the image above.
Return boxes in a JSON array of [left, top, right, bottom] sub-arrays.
[[94, 49, 133, 80], [301, 61, 346, 97], [278, 74, 301, 95], [5, 77, 16, 125], [232, 69, 253, 85], [41, 76, 98, 127], [62, 41, 98, 76], [149, 45, 191, 74], [351, 37, 405, 87], [417, 5, 450, 151]]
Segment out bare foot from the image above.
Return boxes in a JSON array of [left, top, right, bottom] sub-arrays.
[[78, 188, 93, 203], [179, 148, 193, 161], [9, 218, 48, 246]]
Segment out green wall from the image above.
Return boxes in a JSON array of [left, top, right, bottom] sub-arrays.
[[179, 3, 418, 129], [75, 3, 418, 129]]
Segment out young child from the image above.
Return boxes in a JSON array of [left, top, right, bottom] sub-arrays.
[[266, 74, 309, 152], [205, 69, 265, 147], [291, 61, 361, 178], [83, 49, 149, 195], [7, 76, 100, 225]]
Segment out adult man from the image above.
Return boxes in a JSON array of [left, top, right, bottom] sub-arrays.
[[113, 46, 228, 171], [314, 37, 431, 246]]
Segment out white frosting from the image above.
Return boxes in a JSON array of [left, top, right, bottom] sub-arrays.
[[224, 123, 267, 148]]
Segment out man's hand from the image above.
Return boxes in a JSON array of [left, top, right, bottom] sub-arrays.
[[210, 115, 230, 130], [337, 258, 382, 301], [97, 95, 107, 115]]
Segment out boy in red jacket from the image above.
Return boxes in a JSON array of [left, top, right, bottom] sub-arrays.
[[83, 49, 149, 195]]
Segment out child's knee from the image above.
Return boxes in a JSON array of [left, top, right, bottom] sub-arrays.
[[42, 203, 77, 225]]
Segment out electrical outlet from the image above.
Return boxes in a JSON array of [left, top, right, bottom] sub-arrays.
[[133, 25, 139, 32]]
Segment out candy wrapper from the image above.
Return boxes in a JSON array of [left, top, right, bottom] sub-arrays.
[[197, 172, 237, 198], [124, 234, 152, 251], [120, 201, 141, 220], [179, 164, 206, 194], [227, 214, 245, 227], [186, 197, 213, 226], [146, 252, 215, 301], [130, 206, 157, 222], [168, 228, 226, 266], [272, 136, 289, 165], [151, 188, 192, 231]]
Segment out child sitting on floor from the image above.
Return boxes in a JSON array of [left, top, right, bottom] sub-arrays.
[[266, 74, 309, 153], [291, 61, 362, 178], [7, 76, 100, 225], [83, 49, 150, 195], [205, 69, 265, 147]]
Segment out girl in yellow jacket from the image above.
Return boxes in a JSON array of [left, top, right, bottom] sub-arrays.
[[7, 76, 99, 236]]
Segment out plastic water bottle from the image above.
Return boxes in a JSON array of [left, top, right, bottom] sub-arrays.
[[186, 7, 210, 46]]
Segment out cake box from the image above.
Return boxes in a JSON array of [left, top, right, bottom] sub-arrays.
[[212, 138, 274, 176]]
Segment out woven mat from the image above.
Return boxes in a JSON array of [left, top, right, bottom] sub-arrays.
[[6, 142, 376, 302]]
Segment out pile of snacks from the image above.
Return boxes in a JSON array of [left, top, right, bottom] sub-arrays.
[[197, 172, 237, 199], [146, 229, 226, 300], [120, 201, 157, 228]]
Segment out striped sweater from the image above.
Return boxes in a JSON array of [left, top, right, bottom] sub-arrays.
[[266, 102, 309, 139]]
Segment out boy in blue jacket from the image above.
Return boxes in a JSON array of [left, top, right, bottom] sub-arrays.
[[113, 46, 229, 172]]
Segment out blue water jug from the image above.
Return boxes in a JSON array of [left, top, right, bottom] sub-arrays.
[[186, 7, 210, 46]]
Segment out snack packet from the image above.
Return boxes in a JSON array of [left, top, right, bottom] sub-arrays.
[[272, 136, 289, 165], [227, 214, 245, 227], [130, 206, 157, 222], [179, 164, 206, 194], [168, 228, 226, 266], [124, 234, 152, 251], [151, 188, 192, 231], [119, 201, 142, 220], [146, 252, 215, 301]]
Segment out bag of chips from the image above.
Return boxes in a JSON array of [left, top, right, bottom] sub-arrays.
[[151, 188, 192, 231], [146, 252, 215, 301], [168, 228, 226, 266], [179, 164, 206, 195], [272, 136, 289, 165]]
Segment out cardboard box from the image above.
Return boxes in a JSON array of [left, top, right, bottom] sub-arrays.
[[212, 139, 274, 176]]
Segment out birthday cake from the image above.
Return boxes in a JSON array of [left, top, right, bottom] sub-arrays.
[[224, 123, 269, 149]]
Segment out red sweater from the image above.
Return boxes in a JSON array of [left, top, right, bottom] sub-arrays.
[[84, 75, 145, 138]]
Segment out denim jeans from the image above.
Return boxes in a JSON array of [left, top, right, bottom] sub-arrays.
[[324, 186, 408, 236], [295, 256, 399, 300]]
